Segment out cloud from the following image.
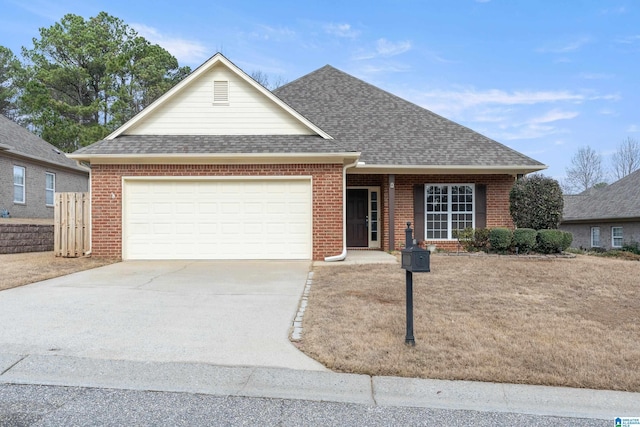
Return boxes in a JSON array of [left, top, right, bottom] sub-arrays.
[[376, 38, 412, 56], [615, 35, 640, 44], [537, 37, 592, 53], [324, 23, 360, 38], [251, 24, 296, 41], [529, 109, 579, 124], [628, 125, 640, 133], [132, 23, 208, 65], [578, 72, 614, 80]]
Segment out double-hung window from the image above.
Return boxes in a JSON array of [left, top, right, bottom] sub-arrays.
[[45, 172, 55, 206], [590, 227, 600, 248], [425, 184, 474, 239], [611, 227, 623, 248], [13, 166, 25, 204]]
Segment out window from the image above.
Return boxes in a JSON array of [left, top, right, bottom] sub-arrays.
[[213, 80, 229, 104], [46, 172, 55, 206], [590, 227, 600, 247], [425, 184, 474, 239], [612, 227, 623, 248], [13, 166, 25, 203]]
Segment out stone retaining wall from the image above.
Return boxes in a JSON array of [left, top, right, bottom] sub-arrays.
[[0, 224, 54, 254]]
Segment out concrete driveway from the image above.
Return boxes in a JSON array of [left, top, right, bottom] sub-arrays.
[[0, 261, 326, 371]]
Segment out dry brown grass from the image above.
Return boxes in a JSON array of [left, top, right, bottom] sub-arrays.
[[300, 255, 640, 392], [0, 252, 117, 291]]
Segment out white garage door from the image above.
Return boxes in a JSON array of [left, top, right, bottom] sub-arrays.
[[123, 178, 312, 260]]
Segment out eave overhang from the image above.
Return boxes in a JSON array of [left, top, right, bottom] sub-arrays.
[[346, 164, 547, 175]]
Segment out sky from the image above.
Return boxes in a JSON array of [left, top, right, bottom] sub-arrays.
[[1, 0, 638, 182]]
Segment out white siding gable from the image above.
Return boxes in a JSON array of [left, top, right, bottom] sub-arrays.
[[126, 64, 314, 136]]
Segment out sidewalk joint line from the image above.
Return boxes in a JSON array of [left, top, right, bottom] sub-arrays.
[[0, 354, 27, 376]]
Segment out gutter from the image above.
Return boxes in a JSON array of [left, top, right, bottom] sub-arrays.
[[324, 158, 361, 262]]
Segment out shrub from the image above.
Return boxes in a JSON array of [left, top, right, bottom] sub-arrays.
[[561, 231, 573, 251], [622, 241, 640, 255], [512, 228, 537, 253], [489, 228, 512, 252], [536, 229, 565, 254], [510, 174, 564, 230], [473, 228, 490, 252]]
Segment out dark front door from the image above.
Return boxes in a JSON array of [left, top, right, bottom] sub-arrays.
[[347, 189, 368, 247]]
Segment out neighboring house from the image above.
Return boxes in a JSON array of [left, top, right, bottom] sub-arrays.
[[561, 169, 640, 250], [0, 115, 89, 219], [70, 53, 545, 261]]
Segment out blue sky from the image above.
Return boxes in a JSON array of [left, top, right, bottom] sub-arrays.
[[1, 0, 639, 181]]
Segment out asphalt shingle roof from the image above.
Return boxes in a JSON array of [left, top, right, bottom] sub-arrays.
[[562, 168, 640, 221], [274, 65, 545, 167], [74, 63, 545, 170], [0, 114, 87, 172]]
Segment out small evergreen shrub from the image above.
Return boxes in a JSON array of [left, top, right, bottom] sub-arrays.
[[512, 228, 537, 253], [489, 228, 512, 252], [622, 241, 640, 255], [561, 231, 573, 251], [473, 228, 490, 252], [536, 229, 565, 254]]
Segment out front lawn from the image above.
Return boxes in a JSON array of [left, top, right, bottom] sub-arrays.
[[299, 255, 640, 392]]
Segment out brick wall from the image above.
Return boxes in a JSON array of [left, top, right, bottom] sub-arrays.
[[0, 223, 53, 254], [90, 163, 344, 260], [391, 174, 515, 251]]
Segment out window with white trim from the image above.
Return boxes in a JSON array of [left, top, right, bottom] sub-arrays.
[[590, 227, 600, 247], [45, 172, 55, 206], [425, 184, 474, 240], [612, 226, 623, 248], [13, 165, 25, 203]]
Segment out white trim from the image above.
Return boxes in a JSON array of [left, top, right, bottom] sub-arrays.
[[347, 186, 381, 249], [106, 53, 333, 140], [45, 172, 55, 206], [590, 226, 601, 248], [424, 183, 475, 240], [611, 226, 623, 248], [349, 164, 547, 175], [13, 165, 25, 204]]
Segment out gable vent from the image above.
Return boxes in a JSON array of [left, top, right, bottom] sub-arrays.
[[213, 80, 229, 104]]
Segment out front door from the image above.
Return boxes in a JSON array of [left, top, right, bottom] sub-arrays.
[[347, 189, 368, 247]]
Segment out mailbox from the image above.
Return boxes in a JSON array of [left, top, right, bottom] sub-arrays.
[[401, 246, 430, 272]]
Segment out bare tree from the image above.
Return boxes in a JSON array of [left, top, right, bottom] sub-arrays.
[[611, 137, 640, 180], [250, 70, 287, 90], [564, 146, 605, 194]]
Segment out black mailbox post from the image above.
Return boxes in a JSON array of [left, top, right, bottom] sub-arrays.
[[400, 222, 430, 346]]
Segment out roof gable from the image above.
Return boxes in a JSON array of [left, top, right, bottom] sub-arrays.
[[109, 53, 332, 139], [274, 66, 545, 171], [563, 168, 640, 221], [0, 115, 87, 173]]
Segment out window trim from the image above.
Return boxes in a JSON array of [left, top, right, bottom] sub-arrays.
[[590, 226, 600, 248], [13, 165, 25, 204], [611, 226, 623, 248], [45, 172, 56, 207], [424, 183, 475, 240]]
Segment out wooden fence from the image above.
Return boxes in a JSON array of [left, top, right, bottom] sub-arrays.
[[54, 192, 90, 257]]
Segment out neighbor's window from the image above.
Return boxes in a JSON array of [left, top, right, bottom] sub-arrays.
[[45, 172, 55, 206], [425, 184, 474, 239], [612, 226, 623, 248], [590, 227, 600, 247], [13, 165, 25, 203]]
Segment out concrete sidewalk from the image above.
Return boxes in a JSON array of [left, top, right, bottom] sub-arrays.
[[1, 353, 638, 421]]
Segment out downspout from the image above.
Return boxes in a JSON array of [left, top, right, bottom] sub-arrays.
[[84, 166, 92, 256], [324, 158, 361, 262]]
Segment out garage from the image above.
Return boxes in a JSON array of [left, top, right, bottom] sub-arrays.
[[122, 177, 312, 260]]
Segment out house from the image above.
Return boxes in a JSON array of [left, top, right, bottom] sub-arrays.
[[0, 114, 89, 219], [560, 169, 640, 250], [69, 53, 545, 261]]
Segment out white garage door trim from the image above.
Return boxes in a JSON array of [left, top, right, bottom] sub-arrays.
[[122, 176, 313, 260]]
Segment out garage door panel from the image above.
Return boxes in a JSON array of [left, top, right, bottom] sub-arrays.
[[124, 179, 311, 260]]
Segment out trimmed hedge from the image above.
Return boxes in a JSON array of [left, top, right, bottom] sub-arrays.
[[512, 228, 537, 253], [489, 228, 512, 252], [536, 229, 569, 254]]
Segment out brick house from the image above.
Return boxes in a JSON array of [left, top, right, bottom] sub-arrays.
[[0, 114, 88, 219], [561, 169, 640, 250], [70, 53, 545, 261]]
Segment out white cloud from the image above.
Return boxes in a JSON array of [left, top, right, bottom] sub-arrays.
[[132, 23, 208, 65], [628, 125, 640, 133], [578, 72, 614, 80], [537, 36, 592, 53], [324, 23, 360, 38], [252, 24, 296, 41], [376, 38, 412, 56], [529, 109, 579, 124], [615, 35, 640, 44]]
